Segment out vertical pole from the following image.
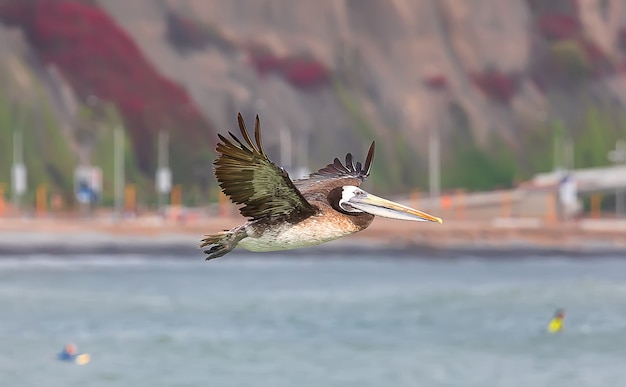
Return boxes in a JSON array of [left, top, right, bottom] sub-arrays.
[[36, 184, 47, 217], [171, 184, 182, 220], [156, 130, 171, 212], [410, 189, 420, 210], [12, 130, 22, 209], [299, 132, 308, 171], [125, 184, 136, 214], [590, 193, 602, 219], [429, 128, 440, 206], [0, 183, 5, 217], [545, 192, 557, 224], [12, 132, 16, 207], [455, 189, 466, 220], [553, 133, 561, 172], [565, 137, 574, 170], [501, 190, 511, 217], [13, 130, 22, 164], [171, 184, 182, 207], [114, 126, 124, 218], [280, 126, 292, 168], [157, 131, 162, 211], [616, 140, 624, 217], [553, 135, 558, 172]]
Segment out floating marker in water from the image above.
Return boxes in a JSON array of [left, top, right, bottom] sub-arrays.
[[547, 309, 565, 333], [75, 353, 91, 365], [547, 318, 563, 333]]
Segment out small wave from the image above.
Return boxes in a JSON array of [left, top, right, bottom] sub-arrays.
[[0, 255, 195, 270]]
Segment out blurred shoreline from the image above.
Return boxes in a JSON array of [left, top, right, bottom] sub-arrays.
[[1, 215, 625, 257]]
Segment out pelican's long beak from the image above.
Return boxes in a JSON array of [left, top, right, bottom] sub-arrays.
[[347, 190, 443, 223]]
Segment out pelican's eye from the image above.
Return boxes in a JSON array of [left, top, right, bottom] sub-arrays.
[[338, 186, 363, 213]]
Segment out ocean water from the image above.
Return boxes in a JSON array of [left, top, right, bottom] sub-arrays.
[[1, 253, 626, 387]]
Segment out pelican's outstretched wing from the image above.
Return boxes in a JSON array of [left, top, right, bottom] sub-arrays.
[[214, 113, 317, 221], [293, 142, 375, 195], [309, 141, 375, 182]]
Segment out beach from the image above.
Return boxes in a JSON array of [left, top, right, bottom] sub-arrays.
[[1, 214, 625, 257]]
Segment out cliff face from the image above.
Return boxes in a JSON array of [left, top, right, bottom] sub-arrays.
[[97, 0, 626, 182], [2, 0, 626, 199], [98, 0, 534, 157], [0, 23, 81, 200]]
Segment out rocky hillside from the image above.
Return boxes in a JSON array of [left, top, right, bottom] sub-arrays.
[[1, 0, 626, 205]]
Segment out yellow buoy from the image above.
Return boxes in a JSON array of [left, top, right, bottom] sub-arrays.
[[75, 353, 91, 365], [547, 309, 565, 333], [547, 317, 563, 333]]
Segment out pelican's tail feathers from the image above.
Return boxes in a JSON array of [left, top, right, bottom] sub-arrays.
[[200, 226, 247, 261]]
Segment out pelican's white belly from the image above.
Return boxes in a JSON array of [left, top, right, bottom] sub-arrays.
[[238, 214, 361, 252]]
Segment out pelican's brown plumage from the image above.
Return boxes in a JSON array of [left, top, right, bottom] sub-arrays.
[[200, 113, 442, 260]]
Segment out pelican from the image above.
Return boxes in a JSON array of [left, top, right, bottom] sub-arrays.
[[200, 113, 442, 260]]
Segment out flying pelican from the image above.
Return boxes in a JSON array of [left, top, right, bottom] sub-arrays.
[[200, 113, 442, 260]]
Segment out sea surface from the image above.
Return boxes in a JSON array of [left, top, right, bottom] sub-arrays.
[[1, 253, 625, 387]]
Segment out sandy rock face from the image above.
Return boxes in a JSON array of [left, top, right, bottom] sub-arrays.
[[76, 0, 626, 186]]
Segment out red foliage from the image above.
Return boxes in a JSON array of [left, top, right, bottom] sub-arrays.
[[537, 13, 581, 40], [470, 71, 519, 103], [247, 49, 330, 90], [527, 1, 617, 89], [166, 9, 232, 53], [527, 0, 579, 17], [281, 58, 330, 89], [167, 11, 208, 51], [249, 53, 284, 76], [0, 0, 212, 172], [576, 37, 612, 76], [423, 74, 448, 90]]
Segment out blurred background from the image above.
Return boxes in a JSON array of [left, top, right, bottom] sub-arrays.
[[0, 0, 625, 219], [1, 1, 626, 386], [0, 0, 625, 251]]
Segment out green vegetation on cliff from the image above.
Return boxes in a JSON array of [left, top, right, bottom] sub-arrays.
[[333, 79, 626, 193], [443, 135, 518, 191], [334, 79, 439, 193], [575, 106, 624, 168], [0, 77, 75, 204]]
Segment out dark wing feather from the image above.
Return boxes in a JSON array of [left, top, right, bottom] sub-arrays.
[[293, 142, 375, 196], [325, 141, 374, 181], [214, 113, 317, 221]]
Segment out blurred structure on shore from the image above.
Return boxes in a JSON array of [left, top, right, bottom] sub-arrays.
[[7, 161, 626, 223], [1, 162, 626, 254]]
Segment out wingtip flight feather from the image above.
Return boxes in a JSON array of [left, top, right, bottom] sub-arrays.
[[237, 112, 256, 151], [364, 141, 375, 176], [254, 115, 265, 157]]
